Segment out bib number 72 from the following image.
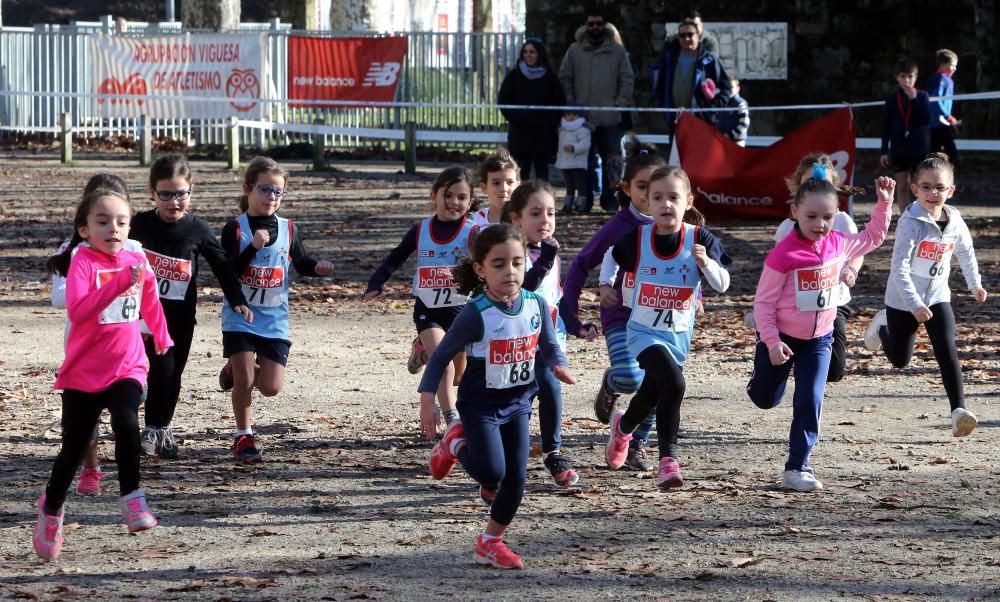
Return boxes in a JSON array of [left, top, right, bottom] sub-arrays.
[[432, 287, 453, 306]]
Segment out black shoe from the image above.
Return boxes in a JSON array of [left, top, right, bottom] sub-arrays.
[[158, 427, 179, 459], [543, 451, 579, 487], [231, 434, 262, 464], [593, 368, 619, 424]]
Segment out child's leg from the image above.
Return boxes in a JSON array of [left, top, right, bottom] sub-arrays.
[[827, 304, 851, 383], [459, 413, 530, 531], [143, 337, 176, 429], [230, 350, 257, 431], [254, 356, 286, 398], [83, 427, 99, 469], [880, 307, 920, 369], [105, 379, 144, 496], [45, 391, 103, 511], [786, 334, 833, 472], [159, 317, 196, 428], [924, 302, 965, 411], [746, 338, 795, 410], [635, 346, 685, 460], [419, 327, 456, 413], [604, 328, 644, 395], [534, 364, 562, 454], [894, 169, 911, 214]]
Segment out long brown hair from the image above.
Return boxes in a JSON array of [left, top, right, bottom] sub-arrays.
[[239, 157, 288, 212], [452, 224, 527, 297]]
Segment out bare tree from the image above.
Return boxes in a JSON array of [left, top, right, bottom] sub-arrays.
[[182, 0, 241, 30], [330, 0, 373, 30]]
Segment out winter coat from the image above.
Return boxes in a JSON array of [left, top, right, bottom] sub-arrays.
[[880, 87, 931, 157], [498, 63, 565, 159], [558, 28, 635, 128], [654, 39, 732, 131], [555, 119, 591, 170]]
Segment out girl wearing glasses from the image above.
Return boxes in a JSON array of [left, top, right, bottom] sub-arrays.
[[864, 152, 987, 438], [219, 156, 334, 463], [128, 155, 252, 459]]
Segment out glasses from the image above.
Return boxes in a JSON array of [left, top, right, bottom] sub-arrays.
[[585, 21, 604, 27], [155, 189, 191, 202], [917, 184, 951, 195], [255, 183, 288, 198], [678, 32, 697, 39]]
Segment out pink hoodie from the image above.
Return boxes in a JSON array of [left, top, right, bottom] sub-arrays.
[[754, 199, 891, 349], [54, 245, 173, 393]]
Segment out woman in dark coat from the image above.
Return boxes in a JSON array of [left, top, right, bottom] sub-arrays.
[[498, 38, 566, 181]]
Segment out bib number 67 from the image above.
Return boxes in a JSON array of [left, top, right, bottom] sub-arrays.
[[816, 288, 832, 309]]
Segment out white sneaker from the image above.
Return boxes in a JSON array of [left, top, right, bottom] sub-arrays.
[[951, 407, 978, 437], [863, 309, 887, 351], [743, 311, 756, 330], [782, 469, 824, 492]]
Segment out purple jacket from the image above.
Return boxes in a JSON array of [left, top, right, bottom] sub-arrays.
[[559, 206, 651, 333]]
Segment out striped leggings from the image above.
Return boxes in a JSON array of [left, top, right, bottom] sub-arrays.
[[604, 327, 655, 447]]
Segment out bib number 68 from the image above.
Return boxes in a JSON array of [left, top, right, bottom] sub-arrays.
[[508, 361, 532, 384]]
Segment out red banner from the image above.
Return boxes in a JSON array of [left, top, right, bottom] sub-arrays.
[[288, 36, 407, 107], [676, 107, 856, 219]]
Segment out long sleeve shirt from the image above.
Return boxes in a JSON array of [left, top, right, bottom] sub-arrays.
[[610, 225, 732, 293], [366, 217, 468, 293], [221, 214, 322, 278], [927, 71, 956, 128]]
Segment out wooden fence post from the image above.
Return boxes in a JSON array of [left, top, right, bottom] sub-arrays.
[[227, 117, 240, 169], [404, 121, 416, 175], [138, 114, 152, 166], [312, 118, 329, 171], [60, 112, 73, 164]]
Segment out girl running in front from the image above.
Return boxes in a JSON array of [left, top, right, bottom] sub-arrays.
[[863, 153, 987, 437], [423, 224, 575, 569], [470, 147, 520, 229], [131, 155, 252, 459], [50, 174, 138, 497], [365, 166, 478, 440], [603, 166, 731, 489], [219, 157, 334, 464], [503, 180, 598, 487], [559, 136, 664, 471], [748, 175, 894, 492], [34, 188, 173, 562]]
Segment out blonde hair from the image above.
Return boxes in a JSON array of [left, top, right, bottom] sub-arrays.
[[785, 153, 864, 197]]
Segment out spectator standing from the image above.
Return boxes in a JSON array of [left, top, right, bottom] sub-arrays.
[[717, 76, 750, 146], [559, 7, 635, 213], [498, 38, 566, 181], [927, 49, 960, 168], [880, 57, 931, 215], [555, 107, 592, 213], [664, 9, 719, 56]]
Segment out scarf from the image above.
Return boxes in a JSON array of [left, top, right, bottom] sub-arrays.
[[561, 116, 586, 130], [519, 61, 548, 80]]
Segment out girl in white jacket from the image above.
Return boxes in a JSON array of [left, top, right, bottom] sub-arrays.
[[555, 109, 591, 213], [864, 153, 988, 437]]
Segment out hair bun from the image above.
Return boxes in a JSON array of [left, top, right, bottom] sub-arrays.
[[926, 151, 951, 162]]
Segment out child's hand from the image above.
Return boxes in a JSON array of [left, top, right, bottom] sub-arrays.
[[912, 306, 933, 323], [769, 343, 793, 366], [541, 236, 560, 251], [578, 324, 599, 341], [553, 365, 576, 385], [875, 176, 896, 204], [419, 394, 440, 441], [363, 289, 384, 302], [234, 305, 254, 324], [840, 266, 858, 288], [696, 298, 705, 317], [129, 265, 143, 287], [564, 144, 574, 153], [972, 287, 988, 303], [599, 284, 618, 308], [315, 260, 334, 276], [692, 244, 708, 267], [252, 229, 270, 250], [154, 342, 172, 355], [900, 82, 917, 99], [879, 154, 891, 170]]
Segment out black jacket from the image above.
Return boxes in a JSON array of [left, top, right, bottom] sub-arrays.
[[498, 63, 565, 158]]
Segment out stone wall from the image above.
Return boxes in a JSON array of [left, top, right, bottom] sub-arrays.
[[526, 0, 999, 137]]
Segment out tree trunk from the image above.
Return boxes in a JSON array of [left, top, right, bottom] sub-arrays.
[[182, 0, 241, 30], [472, 0, 492, 32], [330, 0, 373, 30]]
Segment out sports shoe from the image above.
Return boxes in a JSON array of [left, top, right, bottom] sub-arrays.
[[218, 362, 235, 392], [605, 410, 633, 470], [429, 421, 464, 480], [782, 469, 824, 492], [158, 426, 179, 459], [120, 490, 157, 533], [543, 451, 580, 487], [951, 407, 978, 437], [656, 457, 683, 489], [479, 485, 498, 506], [474, 535, 524, 570], [140, 427, 161, 456], [75, 466, 103, 496], [624, 442, 655, 471], [864, 309, 887, 351], [32, 494, 64, 562], [231, 434, 262, 464], [743, 311, 756, 331], [593, 368, 619, 424], [407, 337, 426, 375]]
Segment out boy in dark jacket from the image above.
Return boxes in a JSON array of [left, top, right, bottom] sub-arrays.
[[880, 57, 931, 214]]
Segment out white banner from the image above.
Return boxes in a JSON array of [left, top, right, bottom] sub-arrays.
[[92, 33, 269, 119]]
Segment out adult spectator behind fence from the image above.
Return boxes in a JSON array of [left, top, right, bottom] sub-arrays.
[[498, 38, 566, 181], [663, 9, 719, 56], [559, 8, 634, 213], [654, 20, 732, 140]]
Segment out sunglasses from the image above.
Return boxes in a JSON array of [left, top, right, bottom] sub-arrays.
[[678, 32, 697, 39], [155, 189, 191, 202], [586, 21, 604, 27], [255, 183, 288, 199]]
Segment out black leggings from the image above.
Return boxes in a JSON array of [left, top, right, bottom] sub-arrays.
[[828, 304, 852, 383], [879, 302, 965, 410], [144, 306, 195, 429], [46, 379, 143, 510], [620, 345, 685, 459]]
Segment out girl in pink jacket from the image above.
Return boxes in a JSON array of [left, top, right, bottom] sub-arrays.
[[747, 174, 894, 492], [34, 188, 173, 562]]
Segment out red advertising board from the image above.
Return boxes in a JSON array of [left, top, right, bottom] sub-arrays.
[[288, 36, 407, 107], [676, 108, 857, 219]]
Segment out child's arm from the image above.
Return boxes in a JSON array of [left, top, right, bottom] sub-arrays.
[[64, 258, 139, 325], [954, 217, 986, 301], [198, 220, 252, 320], [842, 177, 894, 261], [288, 222, 334, 277], [522, 239, 558, 292], [559, 223, 622, 326], [138, 264, 174, 354], [574, 129, 591, 156], [753, 263, 791, 365], [417, 305, 481, 437], [913, 90, 932, 127], [880, 96, 894, 169], [51, 273, 67, 309], [695, 228, 731, 293], [537, 297, 576, 385], [735, 99, 750, 140], [221, 219, 259, 275], [365, 223, 419, 300], [598, 246, 620, 307]]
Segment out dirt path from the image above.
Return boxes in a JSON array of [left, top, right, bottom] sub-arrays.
[[0, 156, 998, 600]]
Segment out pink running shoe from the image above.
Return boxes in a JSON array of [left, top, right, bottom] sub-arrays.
[[407, 337, 426, 374], [429, 421, 465, 480], [474, 535, 524, 570], [32, 494, 64, 562], [120, 490, 158, 533], [605, 410, 633, 470], [75, 466, 103, 496], [656, 457, 684, 490]]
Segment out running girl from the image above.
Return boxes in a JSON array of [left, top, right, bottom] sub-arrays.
[[470, 147, 520, 228], [864, 153, 987, 437], [365, 166, 477, 439], [34, 188, 173, 561], [219, 157, 334, 464], [423, 224, 575, 569], [604, 166, 731, 489], [748, 176, 894, 492]]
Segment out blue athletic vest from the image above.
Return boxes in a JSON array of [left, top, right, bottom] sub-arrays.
[[221, 213, 291, 340], [526, 249, 566, 351], [411, 216, 476, 308]]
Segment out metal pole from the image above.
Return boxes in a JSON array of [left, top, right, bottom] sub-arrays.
[[165, 0, 175, 22]]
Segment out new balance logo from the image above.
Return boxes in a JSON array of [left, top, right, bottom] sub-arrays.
[[362, 62, 401, 87]]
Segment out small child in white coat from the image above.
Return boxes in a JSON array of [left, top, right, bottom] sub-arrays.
[[555, 108, 591, 214]]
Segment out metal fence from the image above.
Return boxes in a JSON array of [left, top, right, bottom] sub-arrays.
[[0, 18, 523, 148]]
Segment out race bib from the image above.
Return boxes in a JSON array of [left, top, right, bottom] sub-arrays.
[[145, 250, 192, 301], [621, 271, 636, 308], [794, 262, 842, 311], [485, 333, 538, 389], [911, 240, 955, 280], [414, 265, 465, 308], [632, 282, 695, 332], [96, 268, 142, 325], [240, 265, 286, 307]]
